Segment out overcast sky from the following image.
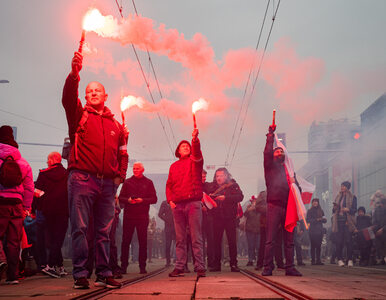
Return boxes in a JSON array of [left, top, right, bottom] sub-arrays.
[[1, 0, 385, 202]]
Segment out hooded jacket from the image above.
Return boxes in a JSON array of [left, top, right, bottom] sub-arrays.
[[166, 137, 203, 203], [33, 163, 68, 217], [0, 143, 34, 210], [62, 75, 128, 180], [263, 132, 289, 207]]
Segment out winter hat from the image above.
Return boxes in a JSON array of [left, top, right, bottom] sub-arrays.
[[0, 125, 18, 148], [341, 181, 351, 190], [175, 140, 191, 158]]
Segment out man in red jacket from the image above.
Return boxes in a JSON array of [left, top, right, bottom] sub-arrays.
[[166, 129, 206, 278], [62, 52, 128, 289]]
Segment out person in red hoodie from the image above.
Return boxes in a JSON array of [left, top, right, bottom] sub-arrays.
[[62, 52, 128, 289], [166, 129, 206, 278]]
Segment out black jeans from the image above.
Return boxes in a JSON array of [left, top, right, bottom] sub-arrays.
[[45, 215, 68, 267], [121, 217, 149, 271], [309, 232, 322, 263], [164, 224, 175, 265], [336, 222, 353, 261], [263, 203, 295, 270], [213, 218, 238, 268], [109, 210, 120, 273]]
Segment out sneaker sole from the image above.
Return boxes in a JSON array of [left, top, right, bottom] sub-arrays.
[[106, 284, 121, 289], [73, 285, 90, 289], [169, 274, 184, 277], [94, 282, 107, 287], [42, 270, 61, 278]]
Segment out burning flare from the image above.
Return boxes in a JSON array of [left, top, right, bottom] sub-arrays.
[[192, 98, 209, 114], [82, 8, 105, 31], [120, 95, 145, 112]]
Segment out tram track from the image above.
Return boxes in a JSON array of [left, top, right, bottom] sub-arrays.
[[239, 269, 315, 300], [70, 266, 168, 300]]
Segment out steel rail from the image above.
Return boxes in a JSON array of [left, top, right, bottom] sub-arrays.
[[240, 269, 315, 300], [71, 266, 168, 300]]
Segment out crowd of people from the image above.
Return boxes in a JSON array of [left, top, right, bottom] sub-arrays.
[[1, 51, 386, 289]]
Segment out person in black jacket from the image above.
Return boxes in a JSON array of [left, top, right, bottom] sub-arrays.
[[262, 124, 302, 277], [209, 168, 243, 272], [158, 200, 175, 267], [355, 207, 372, 266], [119, 162, 157, 274], [33, 152, 68, 278], [306, 198, 326, 265]]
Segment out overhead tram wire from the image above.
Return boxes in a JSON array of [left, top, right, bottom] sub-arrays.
[[228, 0, 281, 168], [130, 0, 177, 148], [113, 1, 176, 157], [0, 108, 66, 132], [224, 0, 271, 166]]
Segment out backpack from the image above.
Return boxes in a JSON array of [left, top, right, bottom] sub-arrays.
[[0, 156, 23, 188]]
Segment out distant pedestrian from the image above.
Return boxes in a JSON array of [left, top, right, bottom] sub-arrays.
[[306, 198, 326, 265], [332, 181, 357, 267]]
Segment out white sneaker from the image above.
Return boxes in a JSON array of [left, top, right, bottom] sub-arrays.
[[348, 260, 353, 267], [338, 260, 345, 267], [57, 266, 68, 276]]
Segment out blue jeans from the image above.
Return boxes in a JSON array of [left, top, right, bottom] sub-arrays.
[[263, 203, 295, 270], [246, 231, 260, 262], [68, 170, 117, 279], [172, 201, 205, 271]]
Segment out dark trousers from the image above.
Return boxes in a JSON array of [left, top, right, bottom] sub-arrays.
[[263, 203, 295, 270], [0, 204, 24, 281], [202, 213, 215, 267], [109, 210, 120, 273], [336, 222, 353, 261], [164, 224, 175, 265], [35, 210, 47, 268], [309, 233, 322, 263], [121, 217, 148, 271], [46, 215, 68, 267], [213, 218, 237, 268]]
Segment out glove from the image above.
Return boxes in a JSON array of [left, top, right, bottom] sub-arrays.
[[268, 125, 276, 134]]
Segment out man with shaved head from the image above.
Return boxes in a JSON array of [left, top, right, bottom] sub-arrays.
[[62, 51, 129, 289], [33, 152, 68, 278], [118, 162, 157, 275]]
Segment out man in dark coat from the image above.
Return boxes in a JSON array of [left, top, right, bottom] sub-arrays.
[[209, 168, 243, 272], [34, 152, 68, 278], [262, 124, 302, 276], [119, 162, 157, 274]]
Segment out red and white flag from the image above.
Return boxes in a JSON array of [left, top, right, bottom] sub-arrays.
[[297, 176, 315, 205], [274, 134, 312, 232], [202, 192, 217, 209]]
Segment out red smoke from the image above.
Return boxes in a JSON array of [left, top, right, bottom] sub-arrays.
[[81, 10, 384, 126]]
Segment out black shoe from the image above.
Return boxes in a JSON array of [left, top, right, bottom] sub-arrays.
[[262, 268, 272, 276], [197, 269, 206, 278], [140, 269, 147, 274], [73, 277, 90, 289], [285, 268, 302, 276], [0, 261, 7, 279], [246, 261, 253, 266], [113, 272, 123, 279], [169, 268, 184, 277], [209, 267, 221, 272], [230, 265, 240, 272]]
